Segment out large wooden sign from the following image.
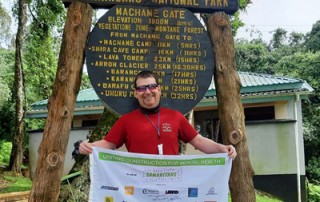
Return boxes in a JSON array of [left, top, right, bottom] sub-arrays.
[[63, 0, 238, 14], [86, 5, 214, 115]]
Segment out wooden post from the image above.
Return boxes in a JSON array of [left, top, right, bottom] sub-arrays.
[[207, 12, 256, 201], [29, 2, 92, 201]]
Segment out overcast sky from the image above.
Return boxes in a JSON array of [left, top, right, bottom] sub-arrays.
[[236, 0, 320, 41], [3, 0, 320, 43]]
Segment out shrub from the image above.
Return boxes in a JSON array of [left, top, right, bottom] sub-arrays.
[[308, 183, 320, 202], [306, 157, 320, 183], [0, 141, 12, 165]]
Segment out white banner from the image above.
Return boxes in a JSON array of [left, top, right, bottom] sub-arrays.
[[89, 147, 232, 202]]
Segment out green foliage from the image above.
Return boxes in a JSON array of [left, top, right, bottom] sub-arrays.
[[306, 157, 320, 184], [80, 73, 93, 91], [24, 118, 46, 131], [308, 183, 320, 202], [24, 36, 58, 103], [0, 141, 12, 165], [23, 0, 66, 104], [0, 100, 15, 141], [0, 49, 15, 89], [0, 82, 10, 107], [289, 32, 306, 47], [0, 49, 16, 141], [305, 20, 320, 53], [269, 28, 287, 49], [235, 39, 273, 74]]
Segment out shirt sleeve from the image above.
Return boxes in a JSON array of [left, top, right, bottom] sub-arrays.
[[177, 112, 198, 143], [104, 117, 126, 148]]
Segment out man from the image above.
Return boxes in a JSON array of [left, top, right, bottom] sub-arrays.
[[80, 70, 236, 159]]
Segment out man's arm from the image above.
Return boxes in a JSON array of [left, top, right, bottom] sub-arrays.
[[189, 135, 237, 159], [79, 139, 116, 155]]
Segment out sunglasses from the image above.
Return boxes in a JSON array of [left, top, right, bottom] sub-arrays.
[[135, 84, 158, 92]]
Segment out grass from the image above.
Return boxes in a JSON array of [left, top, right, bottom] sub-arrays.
[[227, 191, 282, 202], [255, 191, 283, 202], [0, 171, 32, 194]]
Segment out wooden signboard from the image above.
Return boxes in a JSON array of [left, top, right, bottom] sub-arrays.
[[63, 0, 238, 14], [86, 5, 214, 115]]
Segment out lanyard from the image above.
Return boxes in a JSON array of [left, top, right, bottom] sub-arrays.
[[144, 111, 160, 138]]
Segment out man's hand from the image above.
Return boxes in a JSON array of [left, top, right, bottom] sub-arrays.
[[226, 145, 237, 160], [190, 135, 237, 159], [79, 139, 117, 155], [79, 140, 93, 155]]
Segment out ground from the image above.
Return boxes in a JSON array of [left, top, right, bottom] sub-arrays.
[[0, 166, 8, 189]]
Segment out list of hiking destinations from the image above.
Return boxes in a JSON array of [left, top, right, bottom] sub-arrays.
[[86, 6, 213, 106]]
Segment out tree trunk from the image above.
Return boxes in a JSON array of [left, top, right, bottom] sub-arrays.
[[59, 109, 117, 201], [9, 0, 27, 174], [29, 2, 92, 201], [206, 13, 256, 201]]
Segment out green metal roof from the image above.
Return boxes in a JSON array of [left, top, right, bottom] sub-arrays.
[[30, 88, 101, 111], [205, 72, 314, 97], [26, 72, 314, 118]]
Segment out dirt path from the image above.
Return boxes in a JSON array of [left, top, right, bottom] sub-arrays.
[[0, 191, 30, 202]]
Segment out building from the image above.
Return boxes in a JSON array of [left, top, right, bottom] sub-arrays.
[[27, 72, 313, 201]]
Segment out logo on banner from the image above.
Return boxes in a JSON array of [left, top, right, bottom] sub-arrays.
[[143, 168, 182, 182], [188, 188, 198, 197], [100, 185, 119, 191], [124, 186, 134, 195], [104, 196, 114, 202], [165, 190, 179, 194], [206, 187, 218, 195], [142, 189, 160, 195]]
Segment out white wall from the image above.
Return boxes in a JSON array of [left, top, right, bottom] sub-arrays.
[[28, 129, 89, 179], [246, 122, 298, 175]]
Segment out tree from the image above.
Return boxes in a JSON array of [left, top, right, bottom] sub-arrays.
[[29, 2, 92, 201], [207, 12, 256, 201], [289, 32, 306, 48], [24, 0, 66, 104], [9, 0, 27, 173], [235, 39, 273, 74], [305, 20, 320, 52], [269, 28, 287, 50]]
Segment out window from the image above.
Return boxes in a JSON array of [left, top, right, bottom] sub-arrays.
[[82, 120, 98, 127], [244, 106, 275, 121], [194, 105, 276, 142]]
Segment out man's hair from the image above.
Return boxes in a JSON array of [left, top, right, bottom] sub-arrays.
[[134, 70, 159, 88]]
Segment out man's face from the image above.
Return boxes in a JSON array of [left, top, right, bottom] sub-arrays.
[[134, 77, 161, 109]]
